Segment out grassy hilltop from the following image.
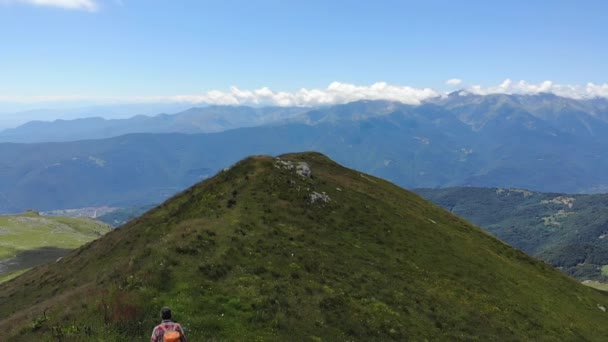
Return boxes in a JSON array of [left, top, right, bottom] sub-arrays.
[[0, 211, 111, 283], [1, 152, 608, 340]]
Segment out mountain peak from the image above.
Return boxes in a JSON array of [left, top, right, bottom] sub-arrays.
[[2, 152, 608, 340]]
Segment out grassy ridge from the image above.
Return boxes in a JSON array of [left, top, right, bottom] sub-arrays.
[[1, 153, 608, 340]]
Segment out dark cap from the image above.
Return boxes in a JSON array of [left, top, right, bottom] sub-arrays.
[[160, 307, 172, 320]]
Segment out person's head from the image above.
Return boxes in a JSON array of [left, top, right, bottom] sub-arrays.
[[160, 307, 172, 320]]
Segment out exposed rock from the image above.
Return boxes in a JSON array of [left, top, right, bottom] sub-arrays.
[[296, 162, 312, 178], [274, 159, 294, 170], [275, 158, 312, 178], [310, 191, 331, 204]]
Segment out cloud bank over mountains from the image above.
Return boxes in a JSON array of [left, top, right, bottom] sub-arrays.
[[171, 80, 607, 106], [1, 80, 608, 108], [168, 82, 440, 107], [465, 79, 608, 99]]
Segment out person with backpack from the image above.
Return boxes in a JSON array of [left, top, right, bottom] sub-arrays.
[[150, 307, 188, 342]]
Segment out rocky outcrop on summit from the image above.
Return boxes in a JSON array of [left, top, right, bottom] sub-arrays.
[[274, 158, 312, 178]]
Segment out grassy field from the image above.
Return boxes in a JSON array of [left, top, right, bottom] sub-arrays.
[[1, 153, 608, 340], [0, 211, 111, 282]]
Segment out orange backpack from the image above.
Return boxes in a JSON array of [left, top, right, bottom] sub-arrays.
[[163, 330, 181, 342]]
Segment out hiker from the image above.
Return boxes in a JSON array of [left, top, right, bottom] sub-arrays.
[[150, 307, 188, 342]]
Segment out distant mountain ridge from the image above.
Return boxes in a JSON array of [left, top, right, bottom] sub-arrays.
[[0, 105, 308, 143], [3, 93, 608, 143], [2, 94, 608, 212], [429, 92, 608, 139]]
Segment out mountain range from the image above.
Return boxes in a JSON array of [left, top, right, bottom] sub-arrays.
[[1, 153, 607, 340], [0, 103, 195, 130], [0, 106, 307, 143], [2, 93, 608, 213]]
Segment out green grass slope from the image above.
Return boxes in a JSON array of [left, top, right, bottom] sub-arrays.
[[0, 211, 111, 282], [1, 153, 608, 341], [414, 187, 608, 281]]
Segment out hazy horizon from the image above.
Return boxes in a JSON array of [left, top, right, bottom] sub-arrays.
[[1, 0, 607, 116]]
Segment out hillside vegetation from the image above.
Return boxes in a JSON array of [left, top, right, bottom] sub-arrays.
[[0, 211, 111, 283], [415, 187, 608, 282], [1, 153, 608, 340]]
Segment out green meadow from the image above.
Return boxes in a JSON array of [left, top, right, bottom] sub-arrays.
[[0, 211, 111, 282]]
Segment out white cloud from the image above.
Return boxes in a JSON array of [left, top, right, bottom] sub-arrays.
[[585, 83, 608, 98], [446, 78, 462, 86], [2, 0, 98, 11], [121, 82, 440, 107], [464, 79, 608, 99], [2, 80, 608, 108]]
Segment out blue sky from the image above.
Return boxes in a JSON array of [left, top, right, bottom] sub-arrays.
[[1, 0, 607, 107]]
